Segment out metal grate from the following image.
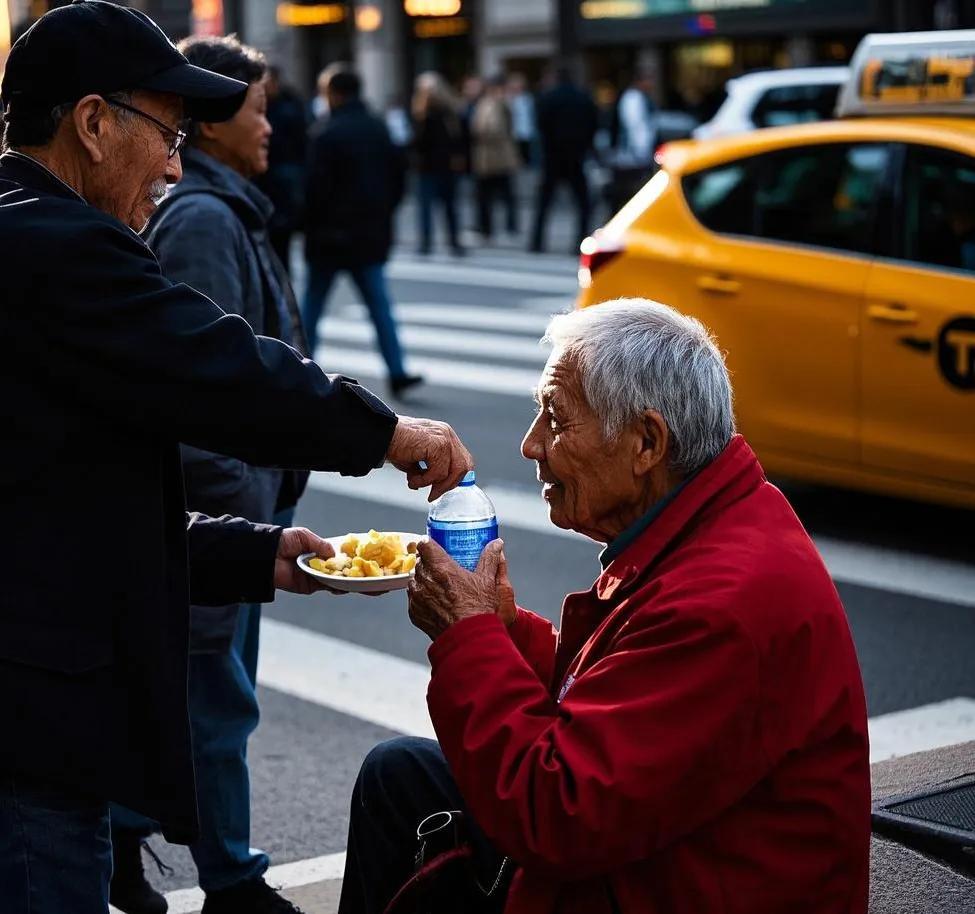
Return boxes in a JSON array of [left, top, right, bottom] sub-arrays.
[[887, 783, 975, 833]]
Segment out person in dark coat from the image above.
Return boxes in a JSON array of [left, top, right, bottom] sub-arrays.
[[255, 65, 308, 274], [0, 5, 473, 913], [530, 65, 599, 253], [303, 64, 422, 398], [411, 71, 466, 257], [108, 36, 315, 914]]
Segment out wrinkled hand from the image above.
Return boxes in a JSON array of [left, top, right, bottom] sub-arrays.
[[407, 539, 508, 640], [274, 527, 342, 595], [387, 416, 473, 502]]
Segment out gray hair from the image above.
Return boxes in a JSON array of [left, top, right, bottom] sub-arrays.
[[543, 298, 735, 474]]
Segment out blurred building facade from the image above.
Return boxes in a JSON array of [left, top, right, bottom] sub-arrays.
[[4, 1, 975, 112]]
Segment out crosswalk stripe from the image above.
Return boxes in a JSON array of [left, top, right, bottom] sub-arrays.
[[306, 464, 975, 608], [315, 347, 540, 396], [149, 852, 347, 914], [258, 616, 975, 765], [257, 618, 436, 738], [332, 302, 558, 334], [319, 319, 547, 363], [386, 258, 580, 294]]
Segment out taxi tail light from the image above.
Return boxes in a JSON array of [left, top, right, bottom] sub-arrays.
[[653, 143, 670, 166], [578, 236, 624, 288]]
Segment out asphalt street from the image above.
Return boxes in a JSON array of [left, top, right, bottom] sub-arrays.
[[132, 224, 975, 902]]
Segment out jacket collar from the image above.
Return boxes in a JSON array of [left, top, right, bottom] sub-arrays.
[[594, 435, 765, 602], [164, 146, 273, 228], [0, 150, 87, 204]]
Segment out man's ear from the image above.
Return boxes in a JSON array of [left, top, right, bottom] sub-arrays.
[[72, 95, 111, 164], [634, 410, 670, 477]]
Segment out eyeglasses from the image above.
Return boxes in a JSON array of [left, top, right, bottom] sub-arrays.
[[106, 99, 188, 159]]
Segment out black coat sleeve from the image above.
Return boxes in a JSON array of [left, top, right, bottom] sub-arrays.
[[25, 201, 397, 474], [185, 512, 281, 606]]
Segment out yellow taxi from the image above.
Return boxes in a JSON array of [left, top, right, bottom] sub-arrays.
[[578, 30, 975, 509]]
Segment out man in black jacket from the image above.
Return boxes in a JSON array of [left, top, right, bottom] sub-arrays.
[[109, 36, 318, 914], [302, 65, 423, 398], [530, 64, 599, 254], [0, 5, 471, 913]]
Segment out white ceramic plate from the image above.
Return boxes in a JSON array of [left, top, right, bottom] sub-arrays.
[[297, 531, 426, 594]]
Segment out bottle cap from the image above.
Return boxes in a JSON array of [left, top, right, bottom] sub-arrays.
[[459, 470, 476, 486]]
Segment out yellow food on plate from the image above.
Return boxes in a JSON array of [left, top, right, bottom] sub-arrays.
[[308, 531, 418, 578]]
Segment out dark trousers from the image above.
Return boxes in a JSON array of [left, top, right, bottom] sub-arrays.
[[416, 173, 460, 253], [339, 737, 509, 914], [0, 775, 112, 914], [475, 173, 518, 239], [530, 163, 591, 253], [301, 259, 408, 381]]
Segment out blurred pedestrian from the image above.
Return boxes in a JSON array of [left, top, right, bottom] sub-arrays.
[[311, 67, 330, 121], [507, 71, 536, 166], [471, 73, 519, 242], [616, 68, 658, 167], [303, 64, 423, 398], [384, 93, 413, 148], [255, 65, 309, 274], [108, 35, 315, 914], [411, 71, 465, 256], [0, 5, 473, 913], [530, 63, 598, 253]]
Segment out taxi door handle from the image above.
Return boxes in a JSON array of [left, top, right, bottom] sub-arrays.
[[697, 274, 741, 295], [867, 303, 918, 325]]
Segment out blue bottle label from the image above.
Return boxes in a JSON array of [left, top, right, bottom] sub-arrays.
[[427, 519, 499, 572]]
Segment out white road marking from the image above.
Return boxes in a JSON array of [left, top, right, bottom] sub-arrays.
[[257, 618, 435, 738], [315, 347, 540, 397], [334, 302, 558, 334], [386, 258, 579, 294], [320, 319, 547, 363], [138, 852, 348, 914], [306, 465, 975, 608], [868, 697, 975, 763]]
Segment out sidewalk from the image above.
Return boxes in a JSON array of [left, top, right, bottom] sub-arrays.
[[161, 742, 975, 914]]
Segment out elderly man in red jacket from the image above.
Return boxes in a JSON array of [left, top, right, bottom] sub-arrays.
[[338, 298, 871, 914]]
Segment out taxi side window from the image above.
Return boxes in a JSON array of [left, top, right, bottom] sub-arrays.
[[900, 146, 975, 275], [682, 162, 757, 236], [684, 143, 890, 256], [753, 144, 890, 255]]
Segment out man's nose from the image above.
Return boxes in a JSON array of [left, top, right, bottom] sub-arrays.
[[165, 152, 183, 185], [521, 417, 543, 461]]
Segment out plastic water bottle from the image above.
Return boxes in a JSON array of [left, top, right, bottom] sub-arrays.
[[427, 470, 499, 571]]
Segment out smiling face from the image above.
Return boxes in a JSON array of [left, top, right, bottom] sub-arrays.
[[198, 78, 271, 179], [521, 350, 655, 543]]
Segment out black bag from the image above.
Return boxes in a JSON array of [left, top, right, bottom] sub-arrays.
[[383, 810, 511, 914]]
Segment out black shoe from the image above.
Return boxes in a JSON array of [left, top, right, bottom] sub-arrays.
[[109, 835, 169, 914], [449, 244, 467, 257], [390, 373, 424, 397], [201, 877, 304, 914]]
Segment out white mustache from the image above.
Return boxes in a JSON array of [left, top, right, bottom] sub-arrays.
[[148, 180, 169, 205]]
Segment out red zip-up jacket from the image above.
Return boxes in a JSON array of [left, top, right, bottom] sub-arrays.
[[427, 436, 870, 914]]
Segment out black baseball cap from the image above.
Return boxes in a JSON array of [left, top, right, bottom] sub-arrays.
[[1, 1, 248, 123]]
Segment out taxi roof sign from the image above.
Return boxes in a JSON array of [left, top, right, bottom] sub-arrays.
[[837, 30, 975, 118]]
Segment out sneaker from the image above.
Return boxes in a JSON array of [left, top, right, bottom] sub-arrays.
[[390, 373, 424, 397], [109, 835, 169, 914], [201, 877, 304, 914]]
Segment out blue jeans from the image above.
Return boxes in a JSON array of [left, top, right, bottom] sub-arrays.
[[0, 775, 112, 913], [111, 506, 295, 892], [301, 260, 407, 381]]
